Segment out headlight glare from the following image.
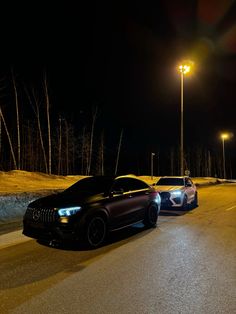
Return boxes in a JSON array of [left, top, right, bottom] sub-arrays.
[[58, 206, 82, 217], [171, 190, 182, 197]]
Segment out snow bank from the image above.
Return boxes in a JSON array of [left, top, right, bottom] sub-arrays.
[[0, 170, 84, 224], [0, 191, 60, 223], [0, 170, 84, 193]]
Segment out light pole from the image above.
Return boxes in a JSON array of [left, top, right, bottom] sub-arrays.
[[221, 133, 229, 179], [151, 152, 155, 180], [178, 64, 190, 176]]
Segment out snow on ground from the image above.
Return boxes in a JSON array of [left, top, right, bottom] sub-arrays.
[[0, 170, 229, 224], [139, 176, 220, 186], [0, 170, 84, 193]]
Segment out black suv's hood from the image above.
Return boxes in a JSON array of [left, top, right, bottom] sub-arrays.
[[28, 191, 104, 208]]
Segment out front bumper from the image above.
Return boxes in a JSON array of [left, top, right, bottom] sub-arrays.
[[22, 219, 79, 242], [160, 192, 183, 208]]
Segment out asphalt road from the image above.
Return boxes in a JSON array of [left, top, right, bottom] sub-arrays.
[[0, 184, 236, 314]]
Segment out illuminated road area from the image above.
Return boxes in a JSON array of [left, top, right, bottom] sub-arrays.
[[0, 184, 236, 314]]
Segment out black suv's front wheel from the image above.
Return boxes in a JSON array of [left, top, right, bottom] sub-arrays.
[[143, 203, 159, 228], [85, 215, 107, 248]]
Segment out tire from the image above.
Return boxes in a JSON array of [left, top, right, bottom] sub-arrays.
[[143, 203, 159, 228], [192, 192, 198, 208], [85, 215, 107, 248], [182, 194, 188, 210]]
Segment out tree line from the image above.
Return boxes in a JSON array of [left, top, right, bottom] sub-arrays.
[[0, 71, 126, 176], [0, 70, 230, 178]]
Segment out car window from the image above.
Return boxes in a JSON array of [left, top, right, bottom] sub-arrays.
[[156, 178, 184, 186], [65, 176, 114, 194], [112, 178, 149, 193]]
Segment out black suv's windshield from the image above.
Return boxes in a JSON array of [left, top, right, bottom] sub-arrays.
[[156, 178, 184, 186], [65, 176, 114, 194]]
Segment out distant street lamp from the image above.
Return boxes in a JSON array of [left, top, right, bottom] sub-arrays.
[[221, 133, 229, 179], [178, 63, 190, 176], [151, 152, 155, 180]]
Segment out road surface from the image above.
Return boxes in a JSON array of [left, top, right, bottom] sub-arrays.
[[0, 184, 236, 314]]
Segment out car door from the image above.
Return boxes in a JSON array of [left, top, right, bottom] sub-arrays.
[[106, 178, 151, 230]]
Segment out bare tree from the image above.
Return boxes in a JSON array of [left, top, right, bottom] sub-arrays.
[[70, 125, 76, 174], [0, 81, 4, 157], [22, 120, 34, 171], [97, 130, 105, 175], [81, 126, 86, 175], [44, 74, 51, 174], [208, 150, 212, 177], [195, 147, 202, 176], [115, 128, 123, 175], [64, 119, 69, 174], [0, 107, 17, 169], [25, 87, 48, 173], [100, 131, 104, 175], [58, 117, 62, 175], [216, 154, 223, 178], [0, 112, 1, 156], [11, 69, 21, 169], [87, 106, 97, 175], [80, 126, 90, 175]]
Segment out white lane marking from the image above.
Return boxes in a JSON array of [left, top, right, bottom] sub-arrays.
[[226, 205, 236, 211]]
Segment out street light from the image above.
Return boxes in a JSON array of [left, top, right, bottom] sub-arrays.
[[178, 63, 191, 176], [221, 133, 229, 179]]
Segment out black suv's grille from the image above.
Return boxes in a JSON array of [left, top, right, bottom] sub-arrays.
[[25, 207, 58, 223]]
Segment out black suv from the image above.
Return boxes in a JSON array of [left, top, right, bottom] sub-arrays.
[[23, 175, 161, 248]]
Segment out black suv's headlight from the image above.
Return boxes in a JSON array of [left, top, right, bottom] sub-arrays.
[[58, 206, 82, 217]]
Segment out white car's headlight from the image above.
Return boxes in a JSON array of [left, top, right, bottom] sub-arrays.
[[170, 190, 182, 197], [58, 206, 82, 217]]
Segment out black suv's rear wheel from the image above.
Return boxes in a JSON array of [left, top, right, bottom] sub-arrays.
[[143, 203, 159, 228], [86, 216, 107, 248]]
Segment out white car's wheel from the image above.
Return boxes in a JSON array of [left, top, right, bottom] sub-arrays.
[[182, 195, 188, 210], [192, 192, 198, 208]]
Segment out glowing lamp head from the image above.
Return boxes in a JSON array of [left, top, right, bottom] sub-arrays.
[[179, 64, 191, 74], [221, 133, 229, 140]]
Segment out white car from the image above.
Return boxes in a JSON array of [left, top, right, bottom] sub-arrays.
[[154, 176, 198, 209]]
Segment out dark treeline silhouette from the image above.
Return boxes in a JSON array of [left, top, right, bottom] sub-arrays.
[[0, 71, 231, 178]]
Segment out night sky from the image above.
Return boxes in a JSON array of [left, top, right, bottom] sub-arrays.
[[1, 0, 236, 175]]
